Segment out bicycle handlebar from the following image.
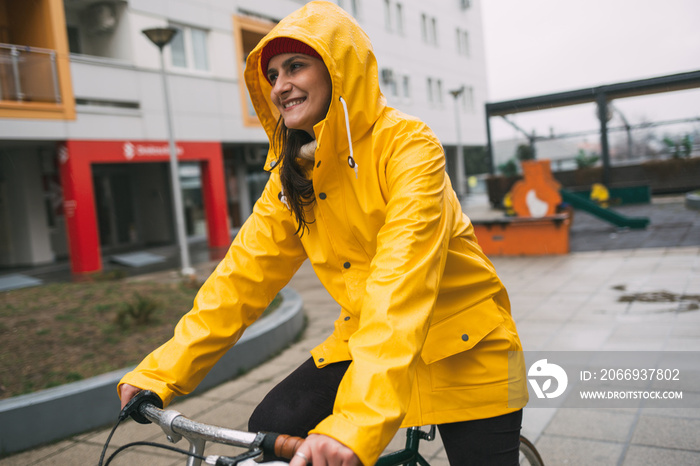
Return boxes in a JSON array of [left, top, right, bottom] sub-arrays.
[[131, 392, 305, 462], [269, 434, 305, 460]]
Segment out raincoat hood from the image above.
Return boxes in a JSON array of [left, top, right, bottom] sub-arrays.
[[244, 1, 386, 170]]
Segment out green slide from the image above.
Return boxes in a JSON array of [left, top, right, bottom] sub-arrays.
[[560, 189, 650, 229]]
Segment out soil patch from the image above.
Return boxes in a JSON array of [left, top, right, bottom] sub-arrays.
[[0, 278, 280, 400]]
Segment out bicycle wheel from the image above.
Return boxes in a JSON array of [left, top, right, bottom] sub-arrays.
[[519, 435, 544, 466]]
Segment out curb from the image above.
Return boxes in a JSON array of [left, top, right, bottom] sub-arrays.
[[0, 287, 304, 456], [686, 192, 700, 210]]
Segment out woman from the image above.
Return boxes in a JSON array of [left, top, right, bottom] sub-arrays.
[[119, 2, 528, 465]]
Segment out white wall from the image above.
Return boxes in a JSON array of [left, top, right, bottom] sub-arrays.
[[0, 150, 54, 266]]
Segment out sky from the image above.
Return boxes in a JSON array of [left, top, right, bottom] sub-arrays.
[[480, 0, 700, 140]]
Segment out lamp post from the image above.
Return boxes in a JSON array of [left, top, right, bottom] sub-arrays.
[[449, 86, 466, 200], [142, 27, 195, 277]]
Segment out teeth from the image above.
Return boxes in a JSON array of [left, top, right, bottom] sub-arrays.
[[284, 99, 304, 109]]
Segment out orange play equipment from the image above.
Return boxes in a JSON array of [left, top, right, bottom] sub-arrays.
[[474, 160, 571, 256], [511, 160, 562, 218]]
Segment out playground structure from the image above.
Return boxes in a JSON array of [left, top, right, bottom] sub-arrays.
[[470, 70, 700, 255], [473, 160, 650, 256], [473, 160, 572, 256], [560, 189, 649, 229]]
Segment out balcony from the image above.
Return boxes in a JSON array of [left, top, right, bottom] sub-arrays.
[[0, 0, 75, 120], [0, 43, 62, 104]]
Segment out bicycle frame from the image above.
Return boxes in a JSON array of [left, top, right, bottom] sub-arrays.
[[375, 426, 435, 466]]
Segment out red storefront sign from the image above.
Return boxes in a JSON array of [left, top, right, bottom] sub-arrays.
[[59, 140, 230, 274]]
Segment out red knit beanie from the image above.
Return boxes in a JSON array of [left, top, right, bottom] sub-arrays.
[[260, 37, 322, 81]]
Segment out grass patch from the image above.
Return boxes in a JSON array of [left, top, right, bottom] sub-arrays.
[[0, 278, 282, 399]]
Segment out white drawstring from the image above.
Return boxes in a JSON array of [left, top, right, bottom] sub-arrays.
[[339, 96, 358, 178], [279, 184, 290, 209]]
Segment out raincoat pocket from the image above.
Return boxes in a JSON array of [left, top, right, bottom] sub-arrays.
[[420, 297, 505, 365]]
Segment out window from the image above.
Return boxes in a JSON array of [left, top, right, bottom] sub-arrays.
[[381, 68, 398, 97], [402, 75, 411, 100], [431, 17, 438, 45], [67, 26, 81, 54], [389, 79, 398, 97], [385, 1, 403, 34], [462, 85, 475, 112], [385, 0, 392, 31], [169, 24, 209, 71], [421, 13, 438, 46], [456, 29, 470, 56], [426, 77, 444, 106], [396, 3, 404, 35], [233, 15, 275, 126], [337, 0, 360, 17]]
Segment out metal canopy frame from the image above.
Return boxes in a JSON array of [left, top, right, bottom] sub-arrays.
[[484, 70, 700, 183]]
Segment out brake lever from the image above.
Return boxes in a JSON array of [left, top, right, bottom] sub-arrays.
[[119, 390, 163, 424]]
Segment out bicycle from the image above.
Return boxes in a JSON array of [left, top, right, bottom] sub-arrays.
[[99, 390, 544, 466]]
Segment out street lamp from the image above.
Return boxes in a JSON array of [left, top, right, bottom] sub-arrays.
[[142, 27, 195, 277], [449, 86, 466, 200]]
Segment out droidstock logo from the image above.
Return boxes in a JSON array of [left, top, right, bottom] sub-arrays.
[[528, 359, 568, 399]]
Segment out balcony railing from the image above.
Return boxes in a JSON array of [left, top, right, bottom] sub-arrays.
[[0, 43, 61, 104]]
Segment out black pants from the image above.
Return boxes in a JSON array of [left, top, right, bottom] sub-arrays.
[[249, 358, 522, 465]]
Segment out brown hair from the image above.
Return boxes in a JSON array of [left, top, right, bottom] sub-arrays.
[[272, 117, 315, 235]]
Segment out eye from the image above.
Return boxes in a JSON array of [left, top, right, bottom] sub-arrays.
[[267, 72, 278, 83], [289, 61, 304, 72]]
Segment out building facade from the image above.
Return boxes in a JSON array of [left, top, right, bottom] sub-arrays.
[[0, 0, 489, 274]]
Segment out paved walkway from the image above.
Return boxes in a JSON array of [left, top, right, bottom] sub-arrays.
[[2, 196, 700, 465]]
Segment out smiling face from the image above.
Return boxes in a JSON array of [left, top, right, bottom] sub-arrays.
[[267, 53, 332, 137]]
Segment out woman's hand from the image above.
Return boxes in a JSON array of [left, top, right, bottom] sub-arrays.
[[119, 383, 142, 409], [288, 434, 361, 466]]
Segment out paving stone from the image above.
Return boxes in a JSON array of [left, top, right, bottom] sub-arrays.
[[544, 408, 636, 443], [74, 416, 166, 449], [195, 399, 258, 432], [623, 445, 700, 466], [631, 415, 700, 450], [535, 434, 625, 465], [233, 380, 280, 404], [0, 440, 76, 466], [101, 445, 183, 466], [522, 407, 557, 440], [198, 377, 259, 402], [545, 323, 615, 350]]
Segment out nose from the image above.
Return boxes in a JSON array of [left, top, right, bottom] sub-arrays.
[[271, 74, 292, 98]]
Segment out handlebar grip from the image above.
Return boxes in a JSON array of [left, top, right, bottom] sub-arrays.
[[273, 434, 305, 460], [120, 390, 163, 424]]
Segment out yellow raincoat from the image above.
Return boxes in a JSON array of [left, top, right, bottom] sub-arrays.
[[119, 2, 527, 464]]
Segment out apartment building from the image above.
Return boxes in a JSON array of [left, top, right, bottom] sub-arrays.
[[0, 0, 488, 274]]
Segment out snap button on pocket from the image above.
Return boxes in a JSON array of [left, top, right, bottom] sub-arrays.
[[461, 334, 469, 342]]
